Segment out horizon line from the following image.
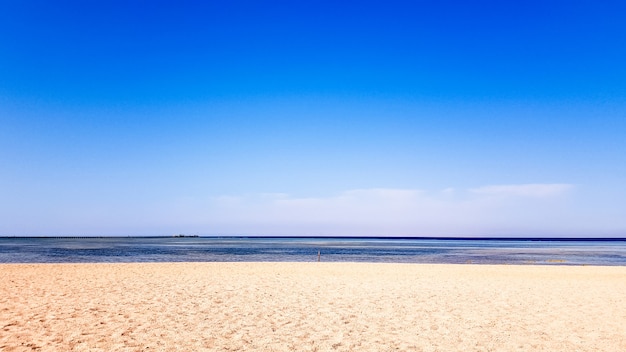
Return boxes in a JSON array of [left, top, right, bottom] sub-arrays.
[[2, 235, 626, 241]]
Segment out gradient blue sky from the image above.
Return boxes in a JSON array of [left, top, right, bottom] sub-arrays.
[[1, 1, 625, 236]]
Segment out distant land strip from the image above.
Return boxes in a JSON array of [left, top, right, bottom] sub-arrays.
[[1, 236, 626, 241]]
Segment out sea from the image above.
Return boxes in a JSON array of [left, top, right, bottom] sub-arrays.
[[1, 237, 626, 265]]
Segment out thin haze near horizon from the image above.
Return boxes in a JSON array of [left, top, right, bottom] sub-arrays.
[[1, 1, 625, 237]]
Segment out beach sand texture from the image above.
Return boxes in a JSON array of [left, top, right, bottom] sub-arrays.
[[1, 263, 625, 351]]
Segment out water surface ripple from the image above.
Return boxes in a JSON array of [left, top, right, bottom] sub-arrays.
[[1, 237, 625, 265]]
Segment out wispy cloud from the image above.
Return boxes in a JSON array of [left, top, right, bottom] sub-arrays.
[[469, 183, 573, 198], [203, 184, 577, 236]]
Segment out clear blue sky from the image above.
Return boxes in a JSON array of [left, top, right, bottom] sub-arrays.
[[1, 1, 625, 236]]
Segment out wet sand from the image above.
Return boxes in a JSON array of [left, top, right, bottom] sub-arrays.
[[1, 263, 625, 351]]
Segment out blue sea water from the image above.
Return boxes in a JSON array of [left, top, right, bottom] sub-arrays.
[[1, 237, 626, 265]]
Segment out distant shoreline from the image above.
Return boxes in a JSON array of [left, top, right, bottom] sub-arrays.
[[2, 235, 625, 241]]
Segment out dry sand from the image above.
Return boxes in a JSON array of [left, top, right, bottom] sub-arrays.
[[1, 263, 625, 351]]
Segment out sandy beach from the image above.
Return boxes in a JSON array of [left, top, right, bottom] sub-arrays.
[[1, 263, 625, 351]]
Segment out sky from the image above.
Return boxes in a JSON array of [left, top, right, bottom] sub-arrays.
[[1, 1, 625, 237]]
